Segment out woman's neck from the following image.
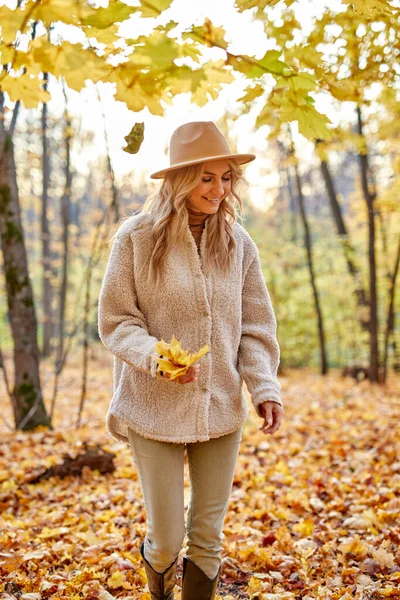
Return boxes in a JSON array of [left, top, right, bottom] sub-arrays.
[[187, 206, 209, 228]]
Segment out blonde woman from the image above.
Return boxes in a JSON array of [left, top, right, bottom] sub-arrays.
[[98, 121, 283, 600]]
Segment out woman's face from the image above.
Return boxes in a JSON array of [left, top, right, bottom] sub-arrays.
[[186, 159, 232, 214]]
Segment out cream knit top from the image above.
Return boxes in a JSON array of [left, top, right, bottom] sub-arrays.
[[98, 211, 282, 444]]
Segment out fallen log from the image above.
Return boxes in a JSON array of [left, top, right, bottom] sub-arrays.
[[25, 442, 116, 483]]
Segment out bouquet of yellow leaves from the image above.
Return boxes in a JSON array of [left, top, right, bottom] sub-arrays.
[[152, 335, 209, 381]]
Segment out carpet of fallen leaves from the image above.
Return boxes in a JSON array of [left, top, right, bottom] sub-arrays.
[[0, 348, 400, 600]]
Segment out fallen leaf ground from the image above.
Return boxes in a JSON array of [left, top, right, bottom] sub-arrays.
[[0, 349, 399, 599]]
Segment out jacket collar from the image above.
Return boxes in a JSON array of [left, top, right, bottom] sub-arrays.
[[171, 211, 211, 268]]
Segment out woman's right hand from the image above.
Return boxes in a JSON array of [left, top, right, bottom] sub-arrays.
[[164, 364, 199, 384]]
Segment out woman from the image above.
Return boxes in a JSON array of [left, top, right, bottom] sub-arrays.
[[98, 121, 283, 600]]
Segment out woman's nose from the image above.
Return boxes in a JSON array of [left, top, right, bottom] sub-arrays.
[[213, 180, 225, 195]]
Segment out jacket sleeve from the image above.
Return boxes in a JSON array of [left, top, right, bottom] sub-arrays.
[[237, 250, 282, 418], [97, 228, 159, 378]]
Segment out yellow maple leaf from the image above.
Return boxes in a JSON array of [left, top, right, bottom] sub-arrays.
[[107, 569, 130, 589], [292, 516, 315, 537], [238, 84, 265, 103], [113, 70, 164, 116], [247, 575, 263, 597], [190, 59, 235, 107], [373, 546, 395, 569], [153, 335, 209, 381], [83, 23, 120, 46], [0, 6, 28, 44], [137, 0, 173, 18], [31, 39, 113, 91], [33, 0, 89, 27], [339, 536, 369, 558], [325, 75, 362, 103], [344, 0, 394, 18], [235, 0, 281, 11], [0, 72, 51, 108]]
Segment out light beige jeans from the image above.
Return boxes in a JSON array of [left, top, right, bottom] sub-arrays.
[[127, 425, 243, 579]]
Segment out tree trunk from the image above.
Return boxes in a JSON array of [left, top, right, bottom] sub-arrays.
[[279, 141, 298, 242], [41, 71, 53, 357], [356, 105, 379, 382], [107, 153, 120, 223], [382, 236, 400, 383], [316, 139, 369, 332], [291, 147, 328, 374], [97, 89, 120, 223], [0, 92, 51, 431], [56, 94, 73, 375]]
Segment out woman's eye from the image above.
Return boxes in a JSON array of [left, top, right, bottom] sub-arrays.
[[202, 177, 231, 182]]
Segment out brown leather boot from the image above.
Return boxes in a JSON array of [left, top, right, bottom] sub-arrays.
[[181, 556, 221, 600], [140, 541, 178, 600]]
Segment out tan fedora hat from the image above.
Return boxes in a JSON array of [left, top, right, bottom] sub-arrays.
[[149, 120, 256, 179]]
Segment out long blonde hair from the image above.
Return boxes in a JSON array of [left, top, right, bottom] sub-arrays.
[[113, 159, 246, 289]]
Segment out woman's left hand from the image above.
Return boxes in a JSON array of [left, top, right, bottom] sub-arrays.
[[259, 401, 283, 435]]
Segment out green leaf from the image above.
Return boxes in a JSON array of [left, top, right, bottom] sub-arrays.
[[162, 65, 204, 94], [296, 106, 332, 140], [155, 20, 179, 33], [258, 49, 289, 75], [286, 72, 317, 93], [126, 31, 181, 71], [180, 43, 202, 64], [255, 86, 332, 141], [279, 102, 332, 140], [230, 50, 290, 80]]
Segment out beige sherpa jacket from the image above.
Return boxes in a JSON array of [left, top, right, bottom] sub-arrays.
[[98, 211, 282, 444]]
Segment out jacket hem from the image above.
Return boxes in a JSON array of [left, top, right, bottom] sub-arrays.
[[107, 410, 246, 445]]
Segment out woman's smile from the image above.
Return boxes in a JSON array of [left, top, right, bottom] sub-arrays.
[[202, 196, 221, 204]]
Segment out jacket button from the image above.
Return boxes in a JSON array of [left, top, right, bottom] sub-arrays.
[[202, 385, 208, 393]]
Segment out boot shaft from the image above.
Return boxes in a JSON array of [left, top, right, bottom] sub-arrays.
[[181, 556, 220, 600], [140, 541, 177, 600]]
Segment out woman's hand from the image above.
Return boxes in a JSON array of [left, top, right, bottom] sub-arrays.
[[164, 364, 199, 384], [259, 401, 283, 435]]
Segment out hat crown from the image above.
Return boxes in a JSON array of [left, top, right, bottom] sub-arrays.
[[149, 120, 256, 179], [169, 121, 231, 165]]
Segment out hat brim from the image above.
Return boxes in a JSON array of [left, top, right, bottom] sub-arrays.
[[149, 153, 256, 179]]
